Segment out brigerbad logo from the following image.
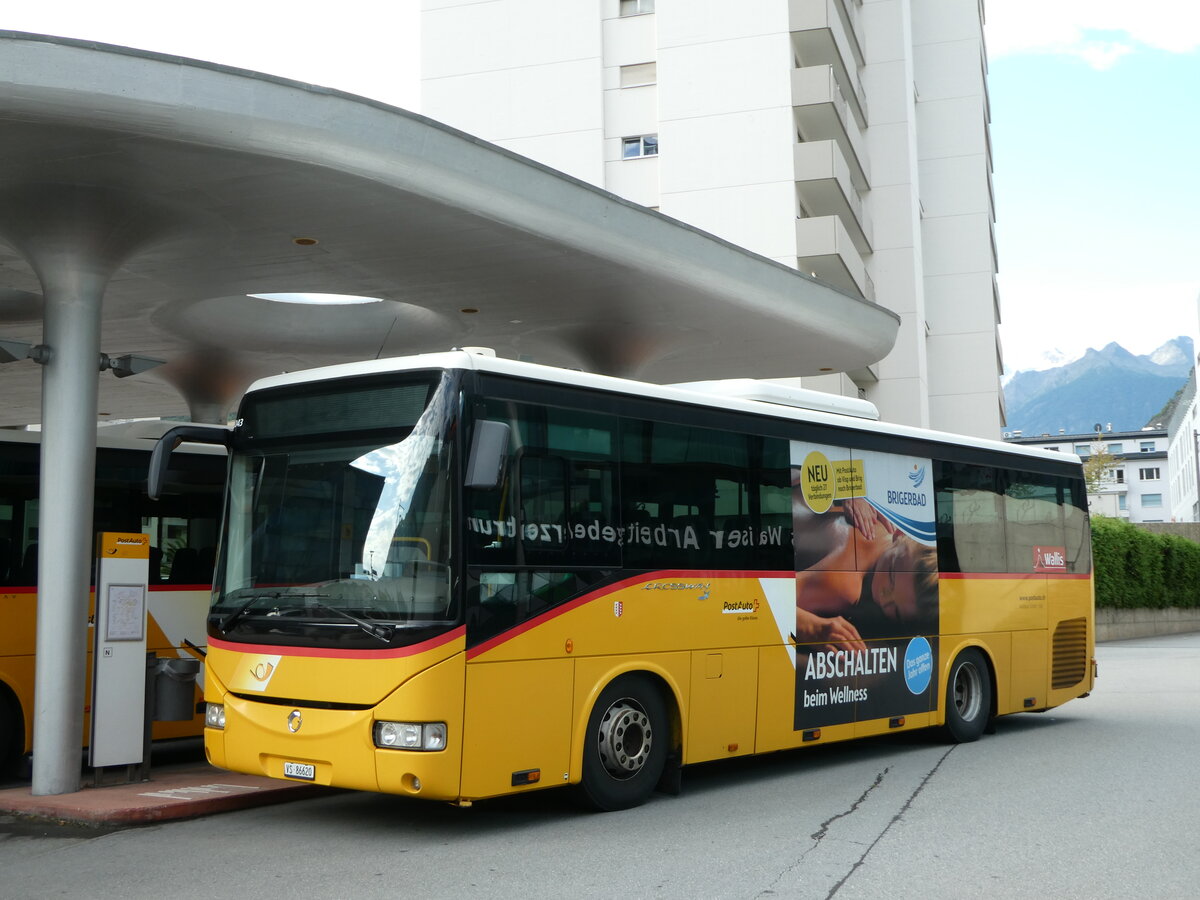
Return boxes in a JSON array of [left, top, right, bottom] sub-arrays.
[[888, 465, 928, 507]]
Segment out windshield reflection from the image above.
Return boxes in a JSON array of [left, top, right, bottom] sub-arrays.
[[350, 395, 444, 579]]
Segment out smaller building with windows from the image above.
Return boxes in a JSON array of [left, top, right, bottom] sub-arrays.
[[1005, 426, 1170, 523]]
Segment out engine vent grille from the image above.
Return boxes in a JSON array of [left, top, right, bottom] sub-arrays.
[[1052, 617, 1088, 689]]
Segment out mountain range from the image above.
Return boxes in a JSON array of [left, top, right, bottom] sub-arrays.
[[1002, 337, 1194, 437]]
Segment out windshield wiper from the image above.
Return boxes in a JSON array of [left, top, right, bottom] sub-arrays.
[[215, 591, 394, 643], [216, 590, 335, 632], [306, 600, 395, 644], [216, 591, 292, 632]]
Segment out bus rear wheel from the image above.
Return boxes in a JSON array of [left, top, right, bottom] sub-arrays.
[[579, 674, 668, 811], [943, 648, 991, 743]]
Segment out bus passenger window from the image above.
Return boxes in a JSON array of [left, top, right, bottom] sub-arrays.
[[934, 462, 1006, 574], [1002, 473, 1065, 573]]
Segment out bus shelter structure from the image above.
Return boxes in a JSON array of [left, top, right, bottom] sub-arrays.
[[0, 31, 899, 795]]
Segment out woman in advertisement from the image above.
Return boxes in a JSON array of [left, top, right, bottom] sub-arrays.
[[793, 459, 939, 652]]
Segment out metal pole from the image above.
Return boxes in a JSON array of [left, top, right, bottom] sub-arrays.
[[30, 267, 105, 796]]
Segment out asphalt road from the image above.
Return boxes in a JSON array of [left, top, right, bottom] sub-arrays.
[[2, 633, 1197, 899]]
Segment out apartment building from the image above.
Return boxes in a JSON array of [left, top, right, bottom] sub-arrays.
[[420, 0, 1003, 438], [1166, 371, 1199, 522], [1008, 427, 1172, 523]]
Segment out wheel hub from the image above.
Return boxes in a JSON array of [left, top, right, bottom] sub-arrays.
[[597, 699, 652, 779]]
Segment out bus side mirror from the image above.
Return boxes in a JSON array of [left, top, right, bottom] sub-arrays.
[[148, 424, 231, 500], [464, 420, 510, 489]]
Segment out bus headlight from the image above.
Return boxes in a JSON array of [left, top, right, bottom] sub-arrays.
[[373, 721, 446, 751], [205, 703, 225, 730]]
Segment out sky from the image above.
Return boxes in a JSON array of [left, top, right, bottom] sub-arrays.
[[985, 1, 1200, 372], [3, 1, 1198, 376]]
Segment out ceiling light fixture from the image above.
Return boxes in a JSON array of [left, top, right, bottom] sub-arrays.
[[249, 292, 383, 306]]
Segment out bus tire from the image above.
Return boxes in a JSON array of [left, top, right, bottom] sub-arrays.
[[0, 687, 23, 776], [943, 648, 991, 743], [579, 674, 668, 811]]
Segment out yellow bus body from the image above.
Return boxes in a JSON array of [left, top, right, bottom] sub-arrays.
[[204, 570, 1093, 803]]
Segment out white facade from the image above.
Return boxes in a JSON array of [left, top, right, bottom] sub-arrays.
[[1167, 373, 1199, 522], [1165, 297, 1200, 522], [1010, 428, 1172, 524], [420, 0, 1003, 438]]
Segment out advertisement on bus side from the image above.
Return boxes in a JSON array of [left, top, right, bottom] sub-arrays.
[[791, 442, 940, 730]]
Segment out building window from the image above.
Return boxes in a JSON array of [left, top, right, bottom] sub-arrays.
[[619, 0, 655, 16], [620, 62, 657, 88], [1142, 493, 1163, 508], [1139, 467, 1160, 481], [622, 135, 659, 159], [1118, 495, 1128, 511], [1108, 443, 1123, 454], [1140, 441, 1156, 452], [1073, 444, 1090, 457], [1115, 469, 1125, 483]]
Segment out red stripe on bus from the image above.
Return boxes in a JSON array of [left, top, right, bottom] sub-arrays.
[[938, 572, 1092, 580], [209, 625, 466, 660]]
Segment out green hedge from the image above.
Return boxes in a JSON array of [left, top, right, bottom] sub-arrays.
[[1091, 516, 1200, 609]]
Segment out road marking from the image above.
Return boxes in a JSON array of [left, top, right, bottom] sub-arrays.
[[138, 783, 264, 799]]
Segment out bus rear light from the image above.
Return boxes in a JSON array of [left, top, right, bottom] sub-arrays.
[[205, 703, 225, 730], [374, 721, 447, 751]]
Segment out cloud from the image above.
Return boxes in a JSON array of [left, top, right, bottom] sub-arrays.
[[986, 0, 1200, 67], [997, 276, 1200, 375]]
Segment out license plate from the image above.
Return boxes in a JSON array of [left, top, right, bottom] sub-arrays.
[[283, 761, 315, 781]]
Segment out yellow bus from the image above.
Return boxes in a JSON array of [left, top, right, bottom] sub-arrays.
[[0, 426, 226, 775], [170, 351, 1094, 810]]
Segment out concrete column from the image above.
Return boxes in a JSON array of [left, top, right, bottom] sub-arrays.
[[31, 268, 105, 795], [0, 185, 168, 795]]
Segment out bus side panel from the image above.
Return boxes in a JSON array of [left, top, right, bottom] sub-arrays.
[[940, 574, 1048, 716], [755, 643, 799, 753], [686, 647, 758, 764], [939, 574, 1049, 636], [460, 657, 573, 800], [1010, 630, 1048, 712]]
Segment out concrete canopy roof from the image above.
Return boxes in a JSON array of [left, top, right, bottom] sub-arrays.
[[0, 31, 898, 426]]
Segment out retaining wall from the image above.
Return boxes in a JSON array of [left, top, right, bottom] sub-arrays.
[[1096, 607, 1200, 642]]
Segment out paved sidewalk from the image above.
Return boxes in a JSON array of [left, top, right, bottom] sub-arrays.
[[0, 762, 328, 828]]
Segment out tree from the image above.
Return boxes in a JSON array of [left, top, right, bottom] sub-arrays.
[[1082, 442, 1119, 497]]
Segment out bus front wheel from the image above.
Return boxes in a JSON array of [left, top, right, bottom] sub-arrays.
[[579, 674, 668, 811], [943, 648, 992, 743]]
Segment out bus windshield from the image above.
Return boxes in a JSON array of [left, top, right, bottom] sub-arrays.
[[210, 372, 459, 649]]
